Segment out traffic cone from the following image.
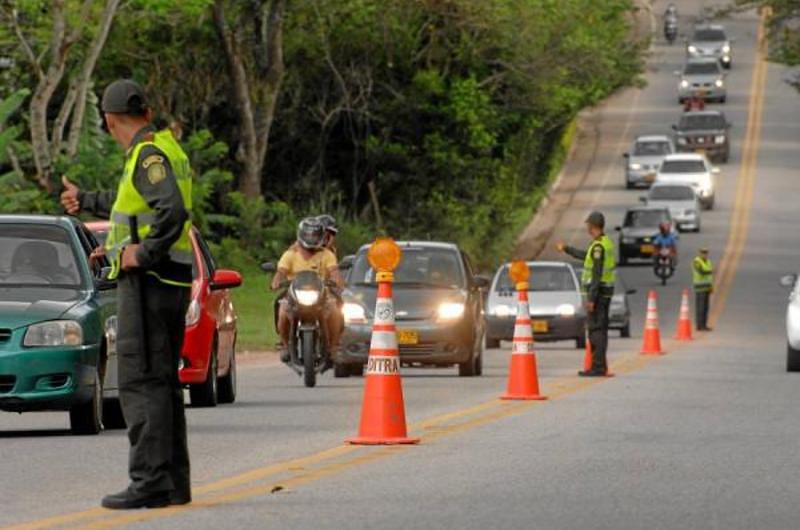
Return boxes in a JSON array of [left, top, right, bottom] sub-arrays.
[[674, 289, 694, 341], [501, 287, 547, 400], [346, 278, 419, 445], [640, 290, 664, 355], [582, 332, 614, 377]]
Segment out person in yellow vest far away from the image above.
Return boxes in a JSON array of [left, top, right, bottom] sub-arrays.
[[60, 79, 193, 510], [693, 247, 714, 331], [556, 211, 617, 377]]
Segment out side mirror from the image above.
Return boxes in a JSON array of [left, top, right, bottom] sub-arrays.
[[338, 255, 355, 271], [780, 274, 798, 288], [639, 196, 648, 204], [622, 152, 630, 159], [711, 167, 721, 174], [210, 269, 243, 291], [260, 261, 276, 273], [671, 124, 678, 131], [614, 226, 622, 232], [474, 275, 491, 289]]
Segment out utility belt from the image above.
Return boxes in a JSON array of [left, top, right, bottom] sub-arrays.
[[119, 258, 193, 288], [582, 284, 615, 298], [694, 283, 712, 293]]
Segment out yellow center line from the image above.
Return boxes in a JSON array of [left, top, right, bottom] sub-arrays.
[[5, 10, 771, 530]]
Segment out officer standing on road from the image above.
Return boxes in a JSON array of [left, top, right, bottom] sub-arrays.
[[60, 80, 193, 510], [693, 247, 714, 331], [556, 211, 616, 376]]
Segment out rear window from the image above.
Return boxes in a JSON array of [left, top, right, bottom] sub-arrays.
[[495, 265, 576, 292], [349, 247, 465, 288], [649, 186, 695, 201], [624, 210, 669, 228], [693, 29, 726, 42], [660, 160, 706, 173], [0, 224, 83, 288], [684, 62, 720, 75], [679, 114, 726, 130], [634, 141, 671, 156]]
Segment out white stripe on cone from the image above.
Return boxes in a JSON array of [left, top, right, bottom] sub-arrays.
[[370, 330, 398, 350]]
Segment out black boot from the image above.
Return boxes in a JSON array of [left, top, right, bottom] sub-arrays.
[[578, 369, 606, 377], [101, 488, 170, 510], [169, 490, 192, 506]]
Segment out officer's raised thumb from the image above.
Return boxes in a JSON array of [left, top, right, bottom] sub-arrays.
[[61, 175, 75, 190]]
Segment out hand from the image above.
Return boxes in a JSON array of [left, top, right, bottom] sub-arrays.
[[60, 175, 81, 215], [585, 301, 595, 313], [121, 244, 141, 271], [556, 241, 566, 253], [88, 246, 106, 269]]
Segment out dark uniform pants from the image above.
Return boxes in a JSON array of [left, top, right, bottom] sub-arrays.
[[588, 296, 611, 373], [695, 290, 710, 330], [117, 274, 191, 495]]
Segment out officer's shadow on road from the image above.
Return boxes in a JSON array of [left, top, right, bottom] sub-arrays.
[[0, 428, 72, 438]]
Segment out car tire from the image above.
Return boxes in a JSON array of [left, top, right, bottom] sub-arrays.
[[787, 343, 800, 372], [102, 398, 126, 429], [350, 363, 364, 377], [719, 96, 727, 103], [190, 345, 219, 407], [218, 347, 237, 404], [70, 370, 103, 435], [334, 363, 350, 378], [621, 323, 631, 338], [576, 335, 586, 349], [625, 180, 634, 190], [459, 334, 482, 377], [485, 336, 501, 349]]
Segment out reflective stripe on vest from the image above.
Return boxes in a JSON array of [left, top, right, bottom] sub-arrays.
[[693, 256, 713, 290], [581, 234, 617, 288], [105, 129, 193, 283]]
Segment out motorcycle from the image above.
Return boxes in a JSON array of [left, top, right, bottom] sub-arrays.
[[664, 18, 678, 44], [653, 247, 676, 286], [262, 263, 335, 387]]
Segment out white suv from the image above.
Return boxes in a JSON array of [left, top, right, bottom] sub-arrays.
[[781, 274, 800, 371], [655, 153, 719, 210]]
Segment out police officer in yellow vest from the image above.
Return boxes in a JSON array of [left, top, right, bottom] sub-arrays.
[[557, 211, 616, 376], [60, 80, 192, 510], [693, 247, 714, 331]]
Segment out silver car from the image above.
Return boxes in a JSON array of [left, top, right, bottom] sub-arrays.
[[676, 58, 727, 103], [686, 24, 732, 69], [485, 261, 586, 349], [642, 181, 702, 232], [780, 274, 800, 371], [623, 135, 675, 189]]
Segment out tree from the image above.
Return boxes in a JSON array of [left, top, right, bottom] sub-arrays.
[[212, 0, 286, 198]]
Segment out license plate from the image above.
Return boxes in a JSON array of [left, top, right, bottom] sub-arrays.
[[532, 320, 548, 333], [644, 172, 656, 182], [397, 330, 419, 345], [640, 244, 655, 254], [696, 137, 705, 144]]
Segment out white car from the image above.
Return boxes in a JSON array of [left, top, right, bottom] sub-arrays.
[[655, 153, 719, 210], [642, 182, 702, 232], [781, 274, 800, 371]]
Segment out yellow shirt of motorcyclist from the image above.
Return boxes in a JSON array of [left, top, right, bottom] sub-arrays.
[[277, 245, 337, 280]]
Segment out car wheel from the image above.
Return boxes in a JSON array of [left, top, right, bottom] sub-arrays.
[[719, 96, 727, 103], [190, 344, 218, 407], [625, 179, 634, 190], [458, 334, 482, 377], [485, 336, 501, 349], [350, 363, 364, 377], [787, 343, 800, 372], [576, 335, 586, 349], [334, 363, 350, 378], [621, 323, 631, 338], [102, 398, 126, 429], [218, 346, 237, 404], [70, 370, 103, 435]]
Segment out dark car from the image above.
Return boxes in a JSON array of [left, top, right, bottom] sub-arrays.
[[672, 110, 731, 163], [615, 206, 673, 265], [338, 241, 488, 377], [576, 268, 636, 337], [0, 216, 118, 435]]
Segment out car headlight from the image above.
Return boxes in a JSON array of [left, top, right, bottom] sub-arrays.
[[492, 304, 514, 317], [185, 299, 201, 326], [622, 237, 635, 244], [342, 302, 367, 324], [684, 209, 697, 217], [722, 44, 731, 54], [556, 303, 576, 317], [677, 137, 687, 145], [629, 163, 642, 170], [715, 79, 724, 88], [437, 302, 465, 321], [688, 45, 698, 54], [295, 289, 320, 306], [680, 79, 689, 88], [24, 320, 83, 347], [714, 135, 725, 144]]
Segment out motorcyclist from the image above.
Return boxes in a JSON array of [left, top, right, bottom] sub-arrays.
[[271, 218, 343, 362], [653, 222, 678, 264], [316, 214, 338, 256], [664, 4, 678, 41], [684, 94, 705, 112], [664, 3, 678, 21]]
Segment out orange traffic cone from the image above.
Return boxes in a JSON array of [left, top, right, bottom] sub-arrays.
[[674, 289, 694, 341], [501, 281, 547, 401], [640, 290, 664, 355], [582, 332, 614, 377], [346, 277, 419, 445]]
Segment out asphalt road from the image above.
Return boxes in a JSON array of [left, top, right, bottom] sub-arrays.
[[2, 2, 799, 529]]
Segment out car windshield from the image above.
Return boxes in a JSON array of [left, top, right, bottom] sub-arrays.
[[693, 29, 726, 42], [0, 224, 83, 288], [684, 62, 719, 75], [494, 265, 576, 292], [634, 141, 671, 156], [350, 247, 465, 288], [649, 186, 695, 201], [679, 114, 726, 130], [660, 160, 706, 173], [625, 210, 668, 228]]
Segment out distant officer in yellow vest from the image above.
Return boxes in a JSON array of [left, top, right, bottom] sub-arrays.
[[556, 211, 616, 377], [60, 80, 192, 510], [693, 247, 714, 331]]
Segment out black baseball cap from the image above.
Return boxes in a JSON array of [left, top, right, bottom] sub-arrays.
[[585, 211, 605, 228], [101, 79, 148, 115]]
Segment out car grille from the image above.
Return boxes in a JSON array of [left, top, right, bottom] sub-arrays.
[[0, 329, 10, 343], [0, 375, 16, 394], [399, 343, 442, 355], [690, 82, 714, 88], [687, 136, 716, 145]]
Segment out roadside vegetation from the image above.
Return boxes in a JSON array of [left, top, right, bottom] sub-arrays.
[[0, 0, 645, 349]]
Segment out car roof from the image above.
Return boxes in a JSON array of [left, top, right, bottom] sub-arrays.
[[0, 214, 79, 228], [356, 240, 460, 252], [662, 153, 707, 162], [634, 134, 672, 143]]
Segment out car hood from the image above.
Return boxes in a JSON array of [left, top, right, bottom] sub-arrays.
[[683, 74, 722, 84], [647, 199, 697, 212], [489, 290, 582, 315], [0, 287, 84, 330], [656, 173, 708, 185], [676, 127, 725, 135], [344, 285, 466, 321]]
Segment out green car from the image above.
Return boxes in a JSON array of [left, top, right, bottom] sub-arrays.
[[0, 215, 119, 434]]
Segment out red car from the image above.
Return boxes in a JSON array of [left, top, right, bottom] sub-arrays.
[[86, 221, 242, 407]]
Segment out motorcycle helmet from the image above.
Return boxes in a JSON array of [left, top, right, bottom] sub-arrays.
[[316, 214, 338, 235], [297, 218, 325, 250]]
